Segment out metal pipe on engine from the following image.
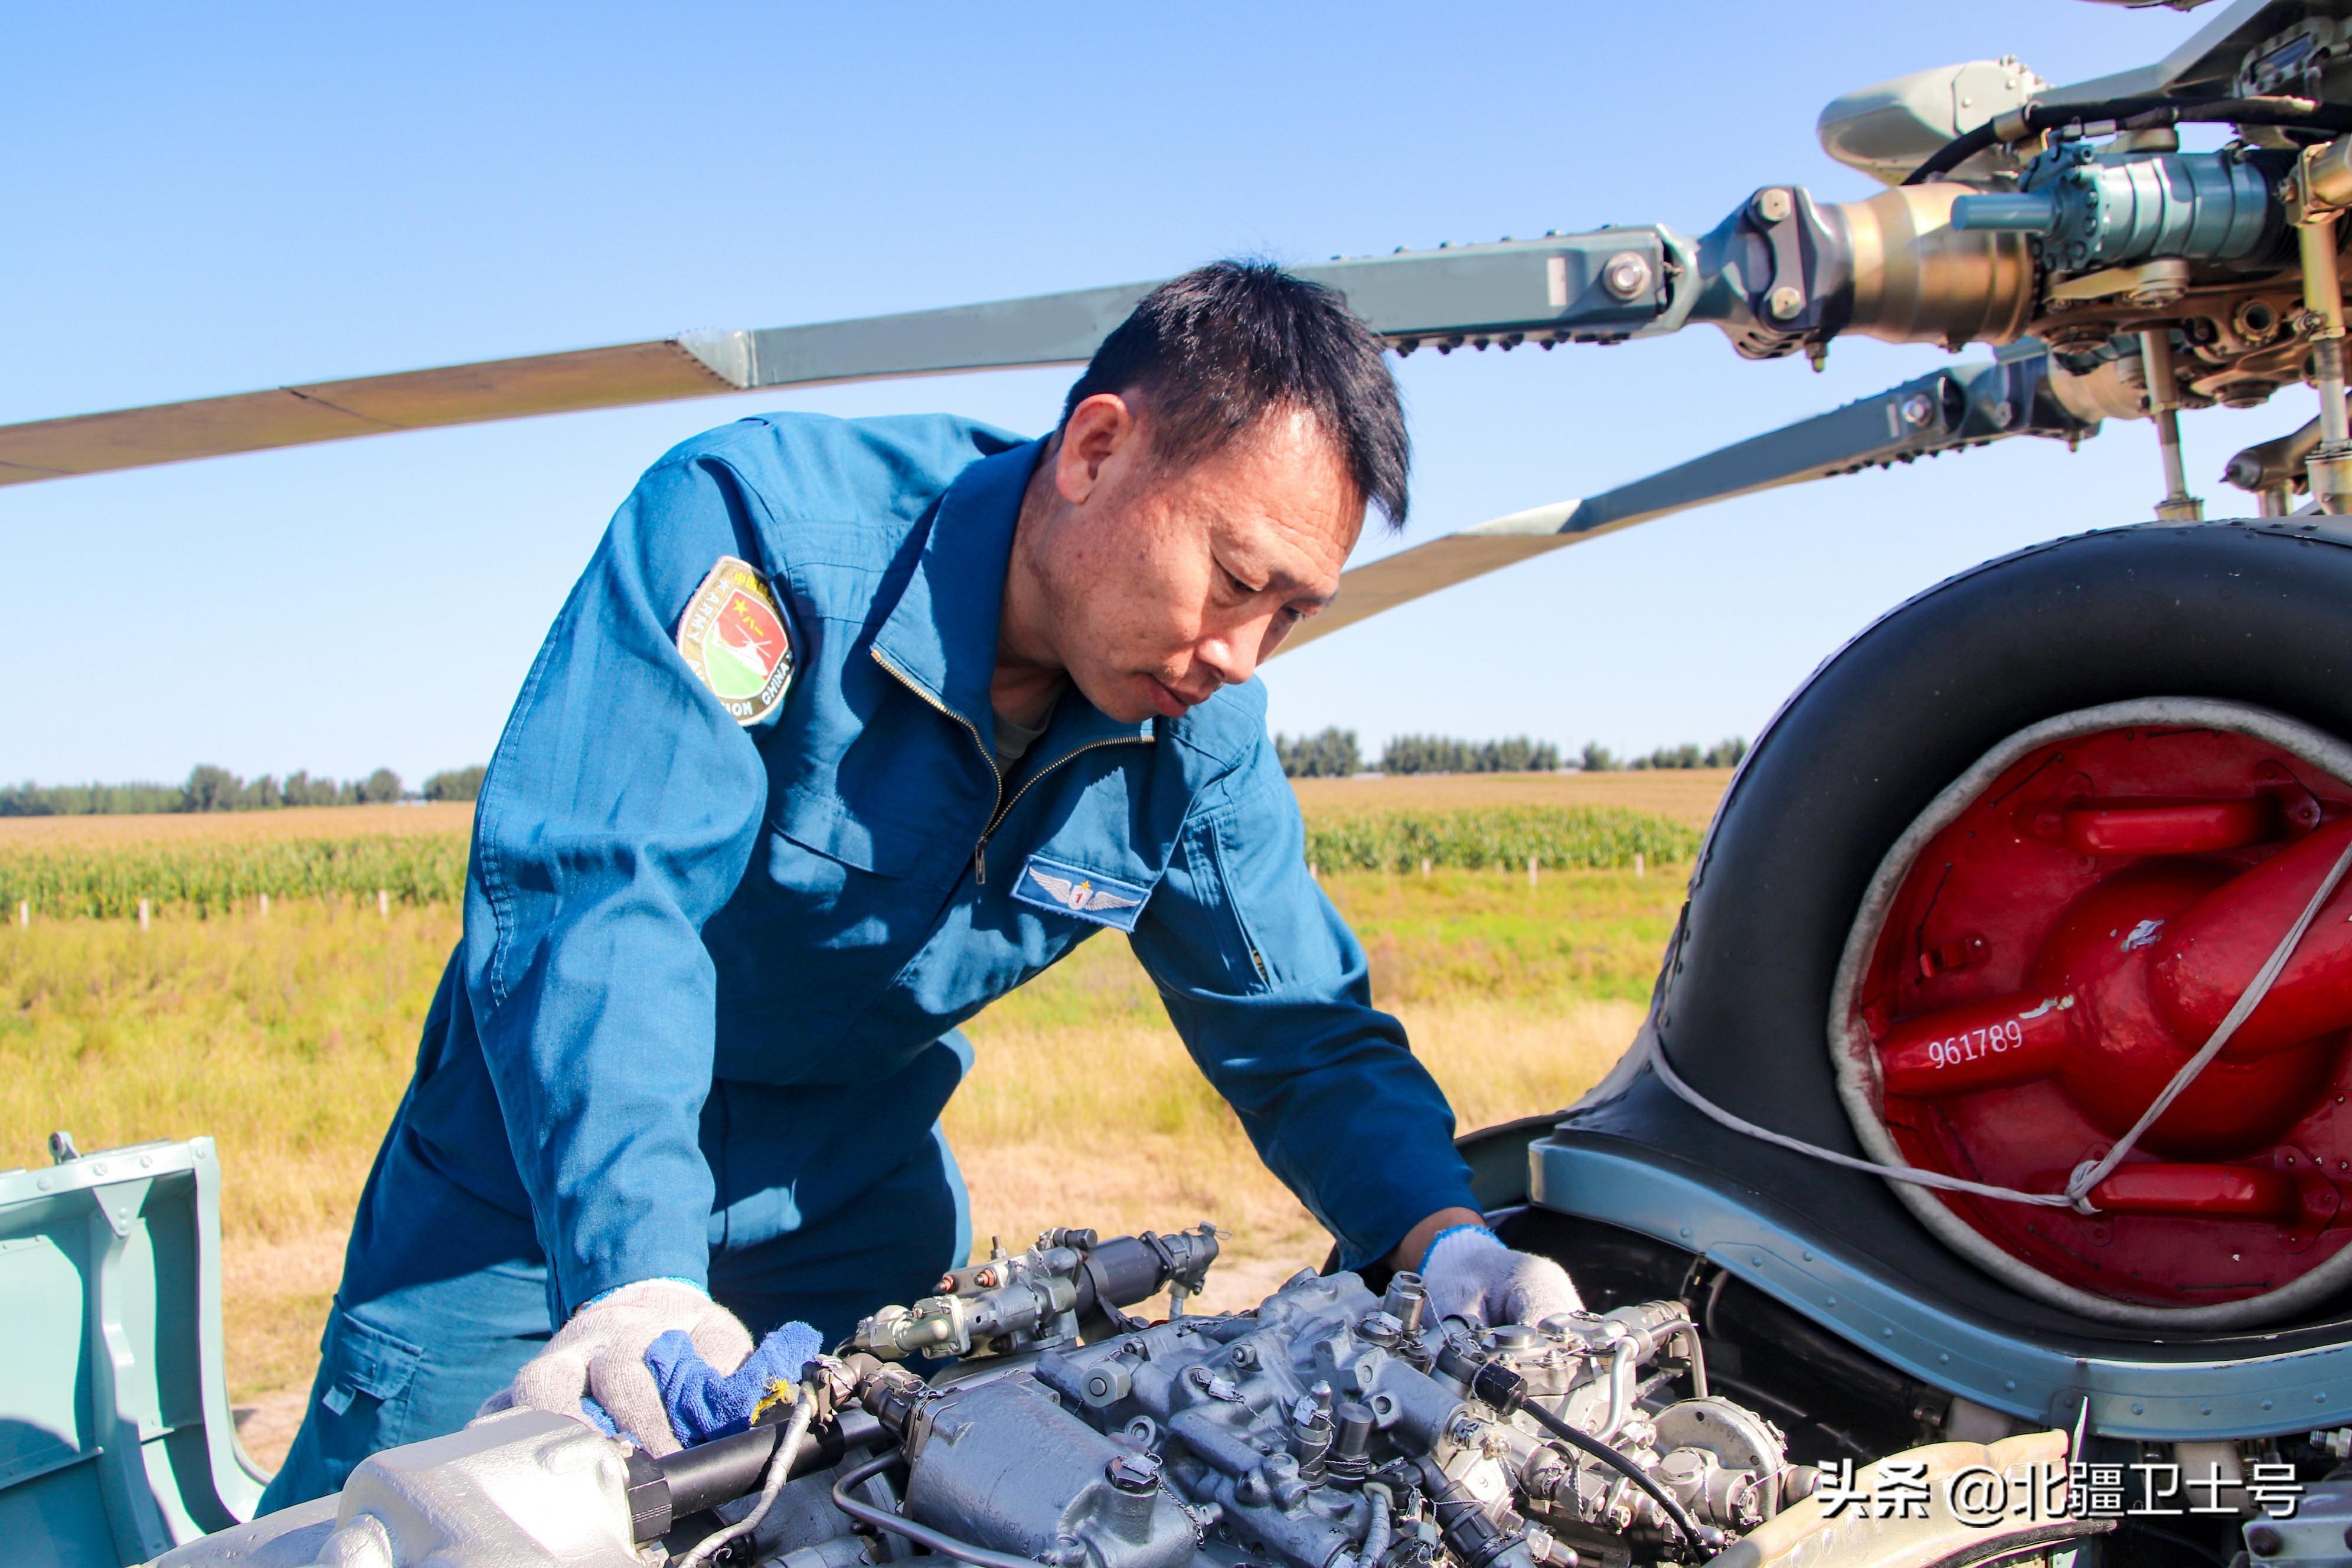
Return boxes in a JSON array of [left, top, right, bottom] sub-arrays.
[[2296, 141, 2352, 513], [2140, 328, 2203, 522], [2301, 226, 2349, 447], [1598, 1340, 1636, 1442]]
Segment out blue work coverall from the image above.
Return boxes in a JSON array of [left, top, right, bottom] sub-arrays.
[[262, 413, 1479, 1508]]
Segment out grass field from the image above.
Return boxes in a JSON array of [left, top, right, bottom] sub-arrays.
[[0, 773, 1721, 1466]]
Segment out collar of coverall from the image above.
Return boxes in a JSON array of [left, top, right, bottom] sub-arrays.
[[868, 434, 1154, 761]]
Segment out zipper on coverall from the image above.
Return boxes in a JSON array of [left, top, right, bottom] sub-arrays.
[[871, 651, 1149, 884]]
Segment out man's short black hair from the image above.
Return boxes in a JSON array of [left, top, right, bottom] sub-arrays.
[[1059, 260, 1409, 531]]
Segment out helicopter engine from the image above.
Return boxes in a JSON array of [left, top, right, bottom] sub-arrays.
[[152, 1226, 2099, 1568]]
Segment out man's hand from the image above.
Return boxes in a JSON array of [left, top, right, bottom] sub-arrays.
[[481, 1279, 756, 1456], [1412, 1221, 1584, 1329]]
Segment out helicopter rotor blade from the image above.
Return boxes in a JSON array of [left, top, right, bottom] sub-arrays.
[[1276, 345, 2088, 655], [0, 288, 1154, 488], [0, 341, 731, 487], [0, 233, 1675, 488]]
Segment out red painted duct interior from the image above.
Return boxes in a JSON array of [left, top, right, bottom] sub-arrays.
[[1853, 727, 2352, 1307]]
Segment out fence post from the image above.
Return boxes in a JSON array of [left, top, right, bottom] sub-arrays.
[[1527, 855, 1539, 889], [260, 893, 271, 918], [1309, 862, 1321, 883], [16, 901, 25, 930], [1634, 852, 1646, 879], [378, 888, 390, 919], [1420, 858, 1431, 878], [138, 898, 151, 932]]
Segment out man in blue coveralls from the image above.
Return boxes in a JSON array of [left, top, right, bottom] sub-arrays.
[[263, 262, 1581, 1505]]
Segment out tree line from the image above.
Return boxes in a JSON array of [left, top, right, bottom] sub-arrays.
[[1273, 729, 1746, 779], [1583, 738, 1749, 772], [1377, 735, 1564, 775], [9, 732, 1746, 812], [1, 763, 488, 816]]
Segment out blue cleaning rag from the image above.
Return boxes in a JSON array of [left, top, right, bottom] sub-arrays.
[[643, 1321, 825, 1446]]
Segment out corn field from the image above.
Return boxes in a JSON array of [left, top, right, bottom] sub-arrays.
[[0, 805, 1696, 920], [0, 834, 469, 919], [1302, 806, 1698, 874]]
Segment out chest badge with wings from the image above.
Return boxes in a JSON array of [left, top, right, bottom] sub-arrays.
[[1011, 854, 1154, 933]]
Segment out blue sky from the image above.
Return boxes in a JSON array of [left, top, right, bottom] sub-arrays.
[[0, 1, 2276, 786]]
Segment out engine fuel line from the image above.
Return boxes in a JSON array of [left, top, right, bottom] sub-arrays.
[[1443, 1347, 1720, 1558]]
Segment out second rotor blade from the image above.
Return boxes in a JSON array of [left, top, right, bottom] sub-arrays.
[[1278, 350, 2076, 654]]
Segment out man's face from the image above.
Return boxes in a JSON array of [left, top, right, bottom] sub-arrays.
[[1021, 398, 1364, 724]]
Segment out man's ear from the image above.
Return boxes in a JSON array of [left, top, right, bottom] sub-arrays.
[[1054, 393, 1142, 505]]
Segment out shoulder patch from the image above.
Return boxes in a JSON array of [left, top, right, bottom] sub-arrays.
[[678, 556, 794, 725], [1011, 854, 1152, 933]]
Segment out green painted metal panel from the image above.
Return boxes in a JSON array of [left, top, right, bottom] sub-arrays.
[[0, 1138, 265, 1567]]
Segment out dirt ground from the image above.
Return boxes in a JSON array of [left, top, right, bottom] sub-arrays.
[[0, 801, 473, 847]]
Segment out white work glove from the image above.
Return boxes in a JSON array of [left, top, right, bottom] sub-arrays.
[[479, 1279, 753, 1456], [1419, 1225, 1584, 1328]]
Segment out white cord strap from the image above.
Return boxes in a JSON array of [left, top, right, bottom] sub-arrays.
[[1654, 1047, 2073, 1209], [1654, 832, 2352, 1213]]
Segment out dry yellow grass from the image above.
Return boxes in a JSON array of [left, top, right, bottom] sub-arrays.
[[1, 904, 452, 1242], [0, 802, 475, 848], [1290, 769, 1732, 828], [0, 903, 458, 1456], [953, 993, 1642, 1311], [944, 926, 1648, 1276]]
